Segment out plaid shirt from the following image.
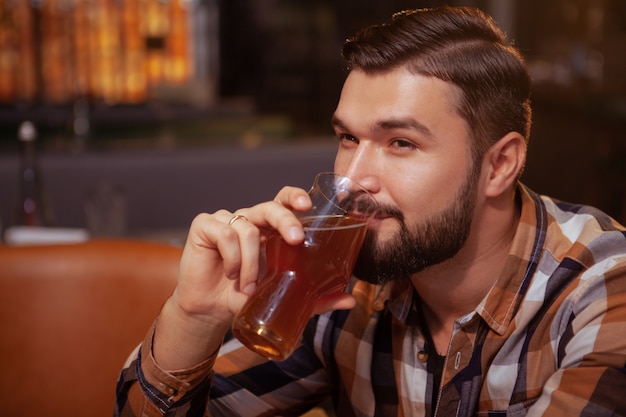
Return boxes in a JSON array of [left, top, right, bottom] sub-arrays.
[[116, 185, 626, 416]]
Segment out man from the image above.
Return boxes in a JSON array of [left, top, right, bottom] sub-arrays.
[[115, 6, 626, 417]]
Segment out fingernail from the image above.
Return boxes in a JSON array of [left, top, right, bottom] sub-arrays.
[[296, 196, 308, 207], [243, 282, 256, 296], [288, 226, 303, 241]]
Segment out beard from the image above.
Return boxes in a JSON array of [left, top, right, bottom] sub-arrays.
[[352, 164, 480, 285]]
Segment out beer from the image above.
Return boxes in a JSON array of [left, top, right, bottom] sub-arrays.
[[232, 214, 368, 361]]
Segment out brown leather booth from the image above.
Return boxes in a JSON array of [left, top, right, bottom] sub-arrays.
[[0, 239, 181, 417]]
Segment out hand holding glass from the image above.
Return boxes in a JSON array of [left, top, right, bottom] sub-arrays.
[[231, 173, 377, 360]]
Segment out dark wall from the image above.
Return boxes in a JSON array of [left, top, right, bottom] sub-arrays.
[[0, 143, 337, 235]]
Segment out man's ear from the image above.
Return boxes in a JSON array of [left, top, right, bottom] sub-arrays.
[[483, 132, 526, 197]]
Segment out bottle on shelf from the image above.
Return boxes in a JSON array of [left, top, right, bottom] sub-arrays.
[[4, 121, 89, 245], [11, 121, 54, 228]]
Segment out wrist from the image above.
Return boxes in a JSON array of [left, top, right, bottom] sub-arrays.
[[152, 297, 231, 370]]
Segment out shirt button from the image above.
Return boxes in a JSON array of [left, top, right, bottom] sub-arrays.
[[417, 351, 428, 363]]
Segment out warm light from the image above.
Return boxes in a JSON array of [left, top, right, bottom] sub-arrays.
[[0, 0, 194, 104]]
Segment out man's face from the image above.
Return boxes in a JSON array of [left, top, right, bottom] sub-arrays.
[[352, 160, 479, 284], [331, 68, 480, 283]]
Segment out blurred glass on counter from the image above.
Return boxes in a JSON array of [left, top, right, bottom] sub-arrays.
[[84, 181, 127, 238]]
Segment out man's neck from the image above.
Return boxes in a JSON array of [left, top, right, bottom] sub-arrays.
[[410, 194, 520, 349]]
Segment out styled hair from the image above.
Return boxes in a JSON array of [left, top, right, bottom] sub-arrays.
[[341, 6, 532, 161]]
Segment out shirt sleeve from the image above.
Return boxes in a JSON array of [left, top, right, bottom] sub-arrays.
[[115, 323, 216, 417], [115, 317, 332, 417]]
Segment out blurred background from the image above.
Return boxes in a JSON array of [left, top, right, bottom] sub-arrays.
[[1, 0, 625, 241]]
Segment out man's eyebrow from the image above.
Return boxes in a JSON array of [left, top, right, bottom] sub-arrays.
[[376, 118, 432, 136], [330, 115, 348, 130], [331, 115, 432, 136]]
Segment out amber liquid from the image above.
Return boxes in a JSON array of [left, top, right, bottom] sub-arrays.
[[232, 215, 368, 360]]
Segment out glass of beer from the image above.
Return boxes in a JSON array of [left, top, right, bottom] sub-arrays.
[[231, 172, 377, 360]]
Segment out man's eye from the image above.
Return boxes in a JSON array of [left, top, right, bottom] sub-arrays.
[[338, 134, 358, 143], [392, 139, 416, 149]]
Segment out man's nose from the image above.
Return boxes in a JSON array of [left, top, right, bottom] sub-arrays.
[[337, 143, 380, 194]]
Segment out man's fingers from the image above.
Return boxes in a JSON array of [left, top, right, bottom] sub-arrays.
[[223, 213, 261, 288], [274, 186, 312, 211]]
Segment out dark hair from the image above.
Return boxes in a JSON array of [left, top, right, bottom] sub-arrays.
[[341, 6, 532, 162]]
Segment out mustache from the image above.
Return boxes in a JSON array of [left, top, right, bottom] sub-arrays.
[[336, 193, 380, 217], [375, 202, 404, 223], [337, 194, 404, 223]]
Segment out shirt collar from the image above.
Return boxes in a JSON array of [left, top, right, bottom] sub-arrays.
[[475, 184, 547, 335]]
